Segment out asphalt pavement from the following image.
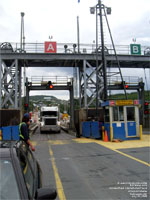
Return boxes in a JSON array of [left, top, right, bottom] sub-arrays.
[[31, 127, 150, 200]]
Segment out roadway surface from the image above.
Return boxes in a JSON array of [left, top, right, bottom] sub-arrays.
[[31, 127, 150, 200]]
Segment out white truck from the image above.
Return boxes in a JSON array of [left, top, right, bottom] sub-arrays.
[[40, 106, 61, 133]]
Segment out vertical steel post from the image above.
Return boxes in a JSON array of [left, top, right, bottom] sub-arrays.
[[70, 85, 74, 129], [20, 12, 25, 51], [25, 77, 29, 113], [95, 5, 99, 119], [19, 66, 22, 109], [77, 16, 80, 53], [104, 8, 127, 99], [79, 68, 82, 108], [15, 59, 18, 108], [140, 82, 145, 126], [83, 60, 87, 108], [20, 12, 26, 98], [98, 0, 107, 101]]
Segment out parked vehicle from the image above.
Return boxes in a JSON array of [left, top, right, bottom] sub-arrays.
[[0, 140, 57, 200], [40, 106, 61, 133]]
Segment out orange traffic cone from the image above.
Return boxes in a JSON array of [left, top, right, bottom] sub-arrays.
[[104, 130, 109, 142]]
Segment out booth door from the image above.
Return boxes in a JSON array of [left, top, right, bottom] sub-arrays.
[[124, 106, 137, 137]]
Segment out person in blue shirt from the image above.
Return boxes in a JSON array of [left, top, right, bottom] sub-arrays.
[[19, 113, 35, 151]]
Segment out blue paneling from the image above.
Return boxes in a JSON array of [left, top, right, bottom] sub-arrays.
[[99, 122, 103, 139], [11, 125, 19, 140], [82, 122, 91, 137], [101, 101, 109, 107], [82, 121, 101, 138], [91, 121, 100, 139], [127, 122, 136, 136], [1, 125, 19, 140], [2, 126, 12, 140], [82, 121, 138, 140], [112, 123, 126, 140]]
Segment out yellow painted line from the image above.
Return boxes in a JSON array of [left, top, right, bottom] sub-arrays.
[[113, 149, 150, 167], [49, 146, 66, 200], [94, 140, 150, 167], [73, 137, 150, 167], [73, 138, 96, 143], [31, 141, 37, 146], [48, 140, 71, 145], [33, 135, 150, 167], [74, 135, 150, 149]]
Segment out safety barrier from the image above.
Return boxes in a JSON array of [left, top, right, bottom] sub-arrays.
[[82, 121, 104, 139], [0, 125, 19, 140]]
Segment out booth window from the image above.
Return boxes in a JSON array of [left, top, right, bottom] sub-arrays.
[[127, 107, 135, 121], [113, 106, 124, 121]]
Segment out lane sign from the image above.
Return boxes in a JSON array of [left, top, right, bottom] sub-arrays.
[[116, 100, 133, 106], [45, 41, 57, 53], [130, 44, 141, 55]]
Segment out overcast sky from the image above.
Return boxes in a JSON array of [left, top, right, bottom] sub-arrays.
[[0, 0, 150, 100]]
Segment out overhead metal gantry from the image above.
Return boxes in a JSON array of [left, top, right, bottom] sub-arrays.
[[1, 52, 150, 68], [1, 51, 149, 109], [25, 77, 74, 128], [0, 44, 149, 123], [78, 59, 145, 108], [1, 0, 149, 129], [1, 51, 149, 104]]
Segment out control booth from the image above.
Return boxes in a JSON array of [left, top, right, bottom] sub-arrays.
[[101, 100, 142, 141]]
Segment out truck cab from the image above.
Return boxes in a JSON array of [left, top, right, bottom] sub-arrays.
[[40, 106, 60, 133]]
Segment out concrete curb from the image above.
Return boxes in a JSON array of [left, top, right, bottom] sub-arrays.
[[60, 126, 69, 132], [68, 129, 77, 137], [61, 126, 77, 137]]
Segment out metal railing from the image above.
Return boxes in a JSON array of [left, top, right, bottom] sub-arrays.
[[28, 76, 72, 86], [107, 76, 142, 85], [0, 42, 150, 56]]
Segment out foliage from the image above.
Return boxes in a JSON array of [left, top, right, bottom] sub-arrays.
[[109, 91, 150, 101], [22, 91, 150, 113]]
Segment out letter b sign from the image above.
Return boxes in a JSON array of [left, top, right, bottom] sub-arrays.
[[130, 44, 141, 55]]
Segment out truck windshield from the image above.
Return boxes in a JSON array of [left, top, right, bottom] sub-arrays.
[[0, 159, 20, 199]]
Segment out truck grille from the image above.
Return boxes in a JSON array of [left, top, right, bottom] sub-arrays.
[[45, 119, 56, 125]]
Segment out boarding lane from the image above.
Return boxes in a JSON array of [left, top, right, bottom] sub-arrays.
[[31, 127, 150, 200]]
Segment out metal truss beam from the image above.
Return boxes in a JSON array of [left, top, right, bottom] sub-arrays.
[[79, 60, 104, 108], [0, 59, 21, 109], [79, 60, 145, 110]]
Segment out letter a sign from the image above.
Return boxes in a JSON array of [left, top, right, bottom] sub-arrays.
[[45, 41, 57, 53]]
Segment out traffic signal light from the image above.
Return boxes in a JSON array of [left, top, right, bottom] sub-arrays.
[[46, 81, 53, 89], [24, 103, 28, 110], [121, 81, 126, 89], [144, 101, 149, 115], [121, 81, 129, 89]]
